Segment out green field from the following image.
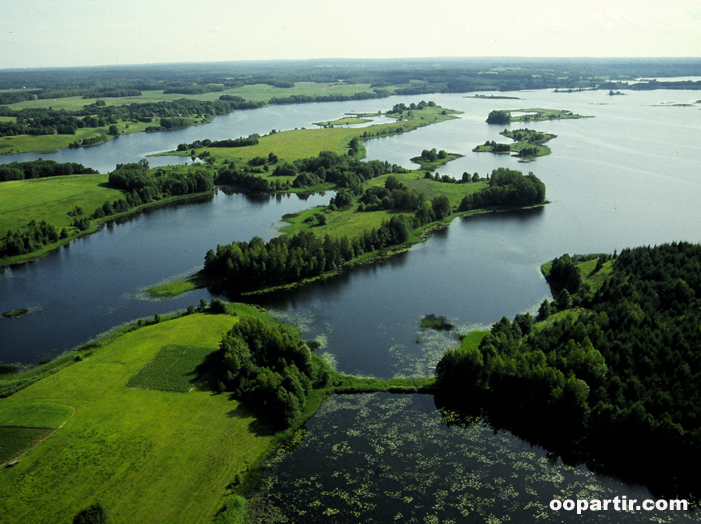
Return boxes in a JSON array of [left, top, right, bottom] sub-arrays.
[[126, 345, 213, 392], [0, 174, 120, 233], [0, 311, 275, 524], [0, 427, 54, 465]]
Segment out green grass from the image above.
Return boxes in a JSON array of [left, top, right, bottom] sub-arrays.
[[313, 116, 372, 126], [0, 402, 74, 429], [0, 311, 275, 524], [576, 258, 614, 291], [0, 427, 53, 465], [459, 330, 489, 351], [146, 272, 213, 298], [126, 345, 213, 393], [0, 174, 120, 233]]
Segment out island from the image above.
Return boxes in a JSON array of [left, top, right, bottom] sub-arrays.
[[487, 108, 592, 124], [409, 148, 464, 170], [473, 128, 557, 157]]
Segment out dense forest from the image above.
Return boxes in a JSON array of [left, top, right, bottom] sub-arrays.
[[0, 159, 98, 182], [435, 242, 701, 498]]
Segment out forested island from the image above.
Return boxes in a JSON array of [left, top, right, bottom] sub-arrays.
[[473, 128, 556, 157], [410, 148, 464, 170], [486, 108, 591, 124], [435, 242, 701, 499]]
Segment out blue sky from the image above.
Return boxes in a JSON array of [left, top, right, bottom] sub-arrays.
[[1, 0, 700, 68]]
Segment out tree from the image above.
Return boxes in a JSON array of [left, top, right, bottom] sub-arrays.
[[108, 125, 119, 136]]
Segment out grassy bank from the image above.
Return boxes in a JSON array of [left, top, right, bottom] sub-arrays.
[[313, 116, 372, 126], [0, 309, 274, 524], [0, 120, 156, 156], [0, 172, 214, 266]]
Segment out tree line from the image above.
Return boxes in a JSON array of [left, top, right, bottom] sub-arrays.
[[0, 97, 263, 137], [436, 242, 701, 498], [176, 134, 260, 151], [0, 159, 98, 182]]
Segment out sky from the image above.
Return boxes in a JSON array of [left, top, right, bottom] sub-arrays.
[[1, 0, 700, 69]]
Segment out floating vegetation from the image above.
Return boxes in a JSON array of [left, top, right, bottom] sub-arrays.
[[257, 394, 698, 523], [2, 307, 30, 319], [420, 314, 453, 331]]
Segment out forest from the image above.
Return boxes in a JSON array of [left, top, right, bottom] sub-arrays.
[[435, 242, 701, 498]]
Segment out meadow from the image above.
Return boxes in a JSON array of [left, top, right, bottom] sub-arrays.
[[0, 309, 275, 524], [0, 174, 120, 233]]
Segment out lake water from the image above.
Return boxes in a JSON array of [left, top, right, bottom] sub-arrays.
[[1, 88, 700, 517]]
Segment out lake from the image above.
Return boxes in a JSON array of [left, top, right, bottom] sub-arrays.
[[1, 88, 700, 519]]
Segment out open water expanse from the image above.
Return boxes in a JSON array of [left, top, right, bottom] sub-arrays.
[[1, 88, 700, 520]]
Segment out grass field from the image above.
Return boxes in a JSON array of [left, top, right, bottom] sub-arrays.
[[126, 345, 213, 392], [0, 174, 120, 233], [0, 310, 275, 524]]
